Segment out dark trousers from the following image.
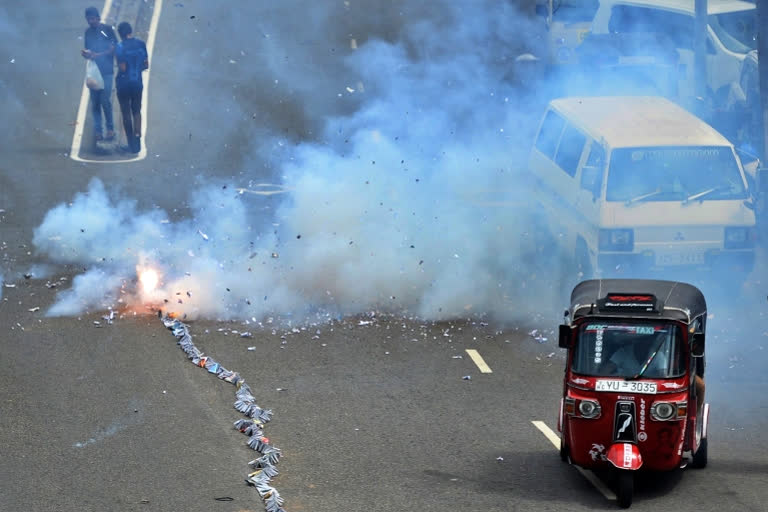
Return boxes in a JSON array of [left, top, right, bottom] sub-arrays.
[[117, 86, 142, 152]]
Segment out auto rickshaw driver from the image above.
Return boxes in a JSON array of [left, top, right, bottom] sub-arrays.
[[602, 331, 668, 377], [690, 323, 706, 413]]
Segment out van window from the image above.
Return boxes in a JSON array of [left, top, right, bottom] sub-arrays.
[[605, 146, 747, 202], [580, 142, 605, 195], [585, 142, 605, 168], [535, 110, 566, 159], [709, 11, 757, 53], [609, 5, 693, 49], [555, 125, 586, 177]]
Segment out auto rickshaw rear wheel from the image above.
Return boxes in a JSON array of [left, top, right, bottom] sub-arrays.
[[559, 437, 569, 462], [691, 437, 708, 468], [616, 470, 634, 509]]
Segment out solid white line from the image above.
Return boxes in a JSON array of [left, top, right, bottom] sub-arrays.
[[142, 0, 164, 159], [531, 420, 616, 501], [70, 0, 164, 163], [465, 349, 492, 373]]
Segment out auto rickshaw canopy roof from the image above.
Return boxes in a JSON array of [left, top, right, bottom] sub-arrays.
[[569, 279, 707, 324]]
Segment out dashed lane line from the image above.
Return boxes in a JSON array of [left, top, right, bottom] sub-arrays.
[[465, 349, 492, 373], [531, 420, 616, 501]]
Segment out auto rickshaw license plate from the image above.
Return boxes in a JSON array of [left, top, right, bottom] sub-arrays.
[[595, 380, 658, 394]]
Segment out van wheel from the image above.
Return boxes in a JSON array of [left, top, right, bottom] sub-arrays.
[[691, 437, 708, 469], [616, 470, 634, 508], [560, 437, 569, 462]]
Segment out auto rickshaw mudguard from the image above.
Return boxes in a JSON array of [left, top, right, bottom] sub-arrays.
[[606, 443, 643, 470]]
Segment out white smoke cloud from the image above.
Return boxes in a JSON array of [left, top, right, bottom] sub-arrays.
[[33, 2, 558, 323]]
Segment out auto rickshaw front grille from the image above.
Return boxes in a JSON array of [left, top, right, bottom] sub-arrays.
[[614, 401, 637, 443]]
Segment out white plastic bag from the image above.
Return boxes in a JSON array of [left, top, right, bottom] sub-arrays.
[[86, 59, 104, 90]]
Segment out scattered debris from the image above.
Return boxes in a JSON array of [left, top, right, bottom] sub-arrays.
[[529, 329, 547, 343], [28, 307, 40, 312], [462, 375, 472, 380]]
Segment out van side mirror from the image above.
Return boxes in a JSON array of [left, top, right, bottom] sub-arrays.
[[580, 165, 602, 199], [558, 324, 573, 348], [691, 332, 705, 357]]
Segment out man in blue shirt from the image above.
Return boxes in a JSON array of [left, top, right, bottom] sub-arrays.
[[115, 22, 148, 154], [81, 7, 117, 144]]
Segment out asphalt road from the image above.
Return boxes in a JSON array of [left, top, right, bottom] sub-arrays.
[[1, 1, 768, 511]]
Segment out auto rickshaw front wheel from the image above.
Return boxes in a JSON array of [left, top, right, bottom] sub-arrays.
[[616, 470, 634, 509], [691, 437, 708, 468]]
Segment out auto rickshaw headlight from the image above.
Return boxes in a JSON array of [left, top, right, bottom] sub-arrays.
[[578, 399, 601, 419], [651, 401, 676, 421]]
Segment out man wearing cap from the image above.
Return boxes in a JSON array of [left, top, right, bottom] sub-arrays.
[[81, 6, 117, 143]]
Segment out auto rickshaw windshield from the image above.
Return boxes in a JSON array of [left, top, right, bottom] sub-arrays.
[[572, 321, 685, 378]]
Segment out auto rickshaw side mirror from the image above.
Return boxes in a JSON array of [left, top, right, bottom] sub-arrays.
[[558, 324, 573, 349], [691, 332, 705, 357]]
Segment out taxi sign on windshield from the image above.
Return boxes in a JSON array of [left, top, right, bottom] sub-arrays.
[[597, 293, 659, 313]]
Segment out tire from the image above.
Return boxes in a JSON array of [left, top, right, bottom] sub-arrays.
[[616, 470, 634, 509], [560, 437, 569, 462], [691, 437, 708, 469]]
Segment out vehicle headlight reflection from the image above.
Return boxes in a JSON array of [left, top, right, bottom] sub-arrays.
[[578, 399, 601, 419], [650, 401, 677, 421]]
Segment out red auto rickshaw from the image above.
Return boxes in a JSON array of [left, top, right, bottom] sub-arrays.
[[557, 279, 709, 508]]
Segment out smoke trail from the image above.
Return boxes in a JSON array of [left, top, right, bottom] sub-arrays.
[[34, 1, 560, 323]]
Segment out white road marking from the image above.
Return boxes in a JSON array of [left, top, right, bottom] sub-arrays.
[[70, 0, 164, 163], [465, 349, 492, 373], [236, 184, 291, 196], [531, 420, 616, 501]]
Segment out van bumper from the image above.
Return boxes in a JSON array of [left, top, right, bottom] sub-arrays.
[[597, 250, 755, 275]]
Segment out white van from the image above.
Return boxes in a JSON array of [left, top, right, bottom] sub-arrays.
[[590, 0, 757, 101], [528, 96, 756, 284]]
